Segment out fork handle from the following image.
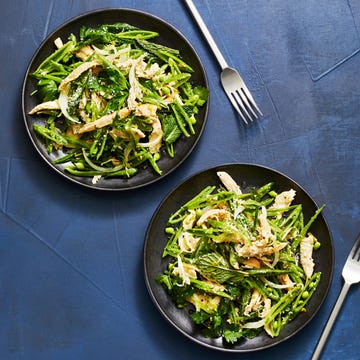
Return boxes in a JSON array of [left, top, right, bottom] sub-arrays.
[[311, 282, 351, 360], [184, 0, 228, 70]]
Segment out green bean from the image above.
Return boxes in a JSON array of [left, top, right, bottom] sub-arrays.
[[162, 226, 182, 258], [33, 123, 68, 146], [52, 149, 81, 164], [292, 272, 321, 313], [190, 278, 233, 299], [170, 103, 190, 137], [264, 284, 302, 326], [65, 165, 137, 178], [252, 182, 275, 200], [300, 205, 326, 237], [32, 36, 77, 75], [167, 186, 216, 224]]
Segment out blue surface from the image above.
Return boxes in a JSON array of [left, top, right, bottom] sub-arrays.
[[1, 1, 359, 359]]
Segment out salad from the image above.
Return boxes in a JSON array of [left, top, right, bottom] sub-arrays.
[[157, 171, 324, 343], [28, 22, 208, 183]]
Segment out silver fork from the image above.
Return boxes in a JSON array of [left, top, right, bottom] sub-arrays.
[[184, 0, 262, 124], [312, 233, 360, 360]]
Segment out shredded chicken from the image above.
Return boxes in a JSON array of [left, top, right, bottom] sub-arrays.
[[134, 103, 158, 119], [242, 257, 262, 269], [271, 189, 296, 209], [59, 60, 99, 91], [172, 260, 198, 281], [197, 208, 232, 227], [110, 127, 145, 142], [117, 107, 132, 119], [178, 232, 200, 253], [127, 55, 146, 110], [217, 171, 242, 194], [270, 189, 296, 218], [65, 125, 83, 144], [244, 289, 262, 316], [148, 116, 163, 153], [187, 293, 221, 313], [75, 108, 131, 134], [75, 45, 95, 61], [235, 241, 287, 258], [172, 255, 198, 285], [28, 100, 60, 114], [74, 112, 116, 134], [78, 94, 91, 123], [262, 298, 272, 336], [257, 206, 274, 241], [300, 233, 316, 279], [280, 274, 295, 290], [135, 60, 160, 79], [182, 210, 197, 230]]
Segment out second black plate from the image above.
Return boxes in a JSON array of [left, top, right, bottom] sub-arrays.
[[144, 163, 333, 352]]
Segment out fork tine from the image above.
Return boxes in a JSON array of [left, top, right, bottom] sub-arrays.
[[238, 88, 258, 119], [241, 84, 263, 116], [350, 236, 360, 261], [228, 93, 248, 124], [233, 91, 253, 122]]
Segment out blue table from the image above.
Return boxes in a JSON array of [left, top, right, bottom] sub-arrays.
[[1, 1, 359, 359]]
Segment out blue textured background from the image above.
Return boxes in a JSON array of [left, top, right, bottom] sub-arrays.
[[0, 1, 359, 359]]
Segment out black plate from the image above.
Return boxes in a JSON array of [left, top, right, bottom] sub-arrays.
[[22, 8, 209, 191], [144, 163, 333, 352]]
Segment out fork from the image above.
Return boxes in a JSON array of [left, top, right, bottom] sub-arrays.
[[184, 0, 262, 124], [312, 233, 360, 360]]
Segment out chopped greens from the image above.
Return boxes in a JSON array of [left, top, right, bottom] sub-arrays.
[[29, 23, 208, 183], [157, 171, 324, 343]]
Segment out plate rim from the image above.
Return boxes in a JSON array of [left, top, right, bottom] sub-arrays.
[[143, 162, 334, 352], [21, 7, 209, 191]]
